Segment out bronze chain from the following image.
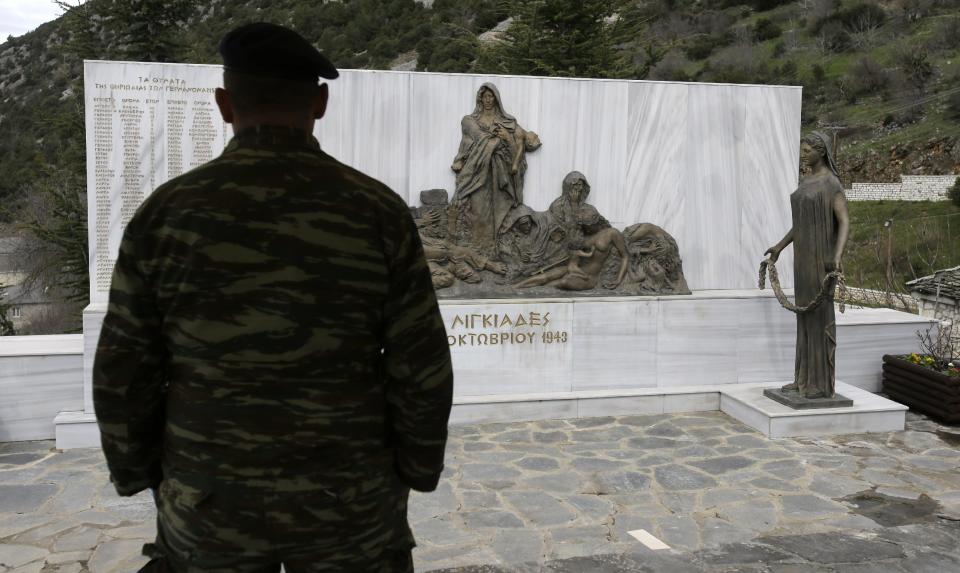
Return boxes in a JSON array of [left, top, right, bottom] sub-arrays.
[[758, 258, 847, 315]]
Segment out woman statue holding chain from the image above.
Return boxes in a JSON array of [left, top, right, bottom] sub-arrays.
[[765, 131, 850, 400]]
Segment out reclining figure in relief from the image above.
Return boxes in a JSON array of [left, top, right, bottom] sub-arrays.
[[621, 223, 691, 295], [514, 205, 628, 291], [414, 191, 507, 290]]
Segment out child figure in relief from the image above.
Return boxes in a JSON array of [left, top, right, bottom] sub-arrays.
[[514, 205, 628, 291]]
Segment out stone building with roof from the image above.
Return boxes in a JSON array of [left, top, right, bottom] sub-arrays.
[[906, 265, 960, 346], [0, 236, 57, 334]]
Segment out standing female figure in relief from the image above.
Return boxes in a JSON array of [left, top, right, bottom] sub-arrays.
[[765, 131, 850, 399], [451, 83, 538, 255]]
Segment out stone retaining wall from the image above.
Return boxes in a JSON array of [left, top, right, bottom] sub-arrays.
[[846, 175, 958, 202], [843, 286, 918, 312]]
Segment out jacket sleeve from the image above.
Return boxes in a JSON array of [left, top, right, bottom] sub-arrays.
[[93, 218, 166, 496], [382, 208, 454, 492]]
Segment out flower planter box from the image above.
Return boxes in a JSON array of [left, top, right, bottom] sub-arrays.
[[882, 354, 960, 424]]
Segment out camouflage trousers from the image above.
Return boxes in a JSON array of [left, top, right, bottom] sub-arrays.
[[139, 471, 415, 573]]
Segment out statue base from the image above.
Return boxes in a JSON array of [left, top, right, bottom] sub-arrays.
[[763, 388, 853, 410]]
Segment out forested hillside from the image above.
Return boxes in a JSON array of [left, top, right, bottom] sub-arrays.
[[0, 0, 957, 328], [1, 0, 958, 213]]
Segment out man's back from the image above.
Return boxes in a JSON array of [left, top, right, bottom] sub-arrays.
[[97, 124, 452, 487], [93, 25, 453, 572], [120, 129, 420, 482]]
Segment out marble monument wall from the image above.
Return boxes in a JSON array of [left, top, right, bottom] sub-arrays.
[[85, 60, 801, 302]]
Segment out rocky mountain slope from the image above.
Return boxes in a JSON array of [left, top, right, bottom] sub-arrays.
[[0, 0, 958, 217]]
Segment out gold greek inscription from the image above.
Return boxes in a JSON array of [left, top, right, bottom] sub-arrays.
[[447, 312, 558, 330], [541, 331, 569, 344], [444, 310, 569, 347]]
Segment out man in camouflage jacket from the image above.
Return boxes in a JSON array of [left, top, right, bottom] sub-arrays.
[[93, 23, 453, 573]]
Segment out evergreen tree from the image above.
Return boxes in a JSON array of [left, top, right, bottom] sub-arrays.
[[13, 164, 90, 306], [55, 1, 105, 62], [477, 0, 631, 78], [105, 0, 199, 62]]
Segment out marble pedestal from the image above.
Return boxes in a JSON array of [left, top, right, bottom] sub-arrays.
[[763, 387, 854, 409], [54, 290, 932, 448], [724, 382, 906, 437]]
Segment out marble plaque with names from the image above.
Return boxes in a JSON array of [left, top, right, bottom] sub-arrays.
[[85, 62, 230, 302]]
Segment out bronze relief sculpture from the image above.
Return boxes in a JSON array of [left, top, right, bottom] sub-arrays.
[[498, 205, 566, 273], [451, 83, 540, 255], [762, 131, 851, 408], [416, 82, 690, 299], [623, 223, 691, 294], [515, 205, 628, 291], [548, 171, 591, 249]]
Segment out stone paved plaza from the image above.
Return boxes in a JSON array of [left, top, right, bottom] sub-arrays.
[[2, 410, 960, 572]]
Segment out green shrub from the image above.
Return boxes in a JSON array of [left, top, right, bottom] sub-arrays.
[[947, 90, 960, 122], [648, 50, 691, 82], [772, 41, 786, 58], [683, 33, 730, 60], [0, 283, 14, 336], [753, 18, 782, 42], [699, 45, 770, 84], [929, 16, 960, 52], [895, 45, 936, 96], [810, 2, 886, 39], [848, 56, 890, 98], [776, 60, 799, 84], [949, 179, 960, 208], [720, 0, 792, 11], [819, 20, 851, 52], [837, 3, 886, 31], [811, 63, 826, 83], [417, 32, 479, 73]]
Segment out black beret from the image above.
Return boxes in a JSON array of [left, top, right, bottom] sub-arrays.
[[219, 22, 338, 82]]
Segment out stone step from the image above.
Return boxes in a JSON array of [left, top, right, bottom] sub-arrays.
[[720, 382, 907, 438]]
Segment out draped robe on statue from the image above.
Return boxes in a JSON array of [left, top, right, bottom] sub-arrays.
[[452, 83, 527, 255], [499, 205, 565, 268], [790, 176, 844, 398]]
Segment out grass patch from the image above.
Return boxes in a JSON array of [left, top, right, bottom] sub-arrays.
[[844, 200, 960, 290]]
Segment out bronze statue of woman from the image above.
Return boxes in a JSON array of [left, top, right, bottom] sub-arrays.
[[765, 132, 850, 399], [451, 84, 537, 255]]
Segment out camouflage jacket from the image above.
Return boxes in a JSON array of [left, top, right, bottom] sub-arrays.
[[93, 126, 454, 496]]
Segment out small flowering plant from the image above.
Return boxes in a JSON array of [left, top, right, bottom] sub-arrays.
[[905, 353, 960, 377], [905, 322, 959, 377]]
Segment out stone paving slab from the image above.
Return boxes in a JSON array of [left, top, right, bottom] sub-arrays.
[[1, 411, 959, 572]]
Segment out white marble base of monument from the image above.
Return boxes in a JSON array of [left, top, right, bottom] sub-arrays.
[[53, 410, 100, 450], [720, 382, 907, 438], [441, 290, 934, 397], [451, 381, 907, 438], [55, 290, 931, 448]]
